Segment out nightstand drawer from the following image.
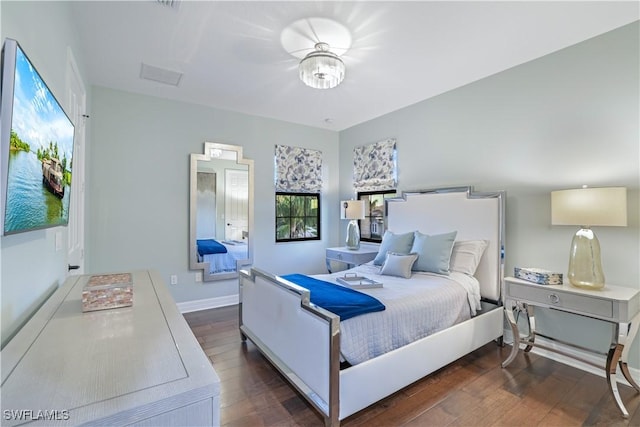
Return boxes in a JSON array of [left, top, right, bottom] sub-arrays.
[[325, 246, 379, 273], [326, 248, 377, 264], [507, 281, 613, 318]]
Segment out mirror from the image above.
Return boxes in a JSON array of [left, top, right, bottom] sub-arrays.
[[190, 142, 253, 281]]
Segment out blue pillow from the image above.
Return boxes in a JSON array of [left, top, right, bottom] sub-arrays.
[[380, 252, 419, 278], [373, 231, 415, 265], [410, 231, 457, 274]]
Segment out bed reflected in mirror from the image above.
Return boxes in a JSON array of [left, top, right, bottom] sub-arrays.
[[190, 142, 253, 281]]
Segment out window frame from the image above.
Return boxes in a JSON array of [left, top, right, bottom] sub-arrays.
[[275, 192, 321, 242], [357, 189, 397, 243]]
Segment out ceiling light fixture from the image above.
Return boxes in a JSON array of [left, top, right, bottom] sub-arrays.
[[299, 42, 345, 89], [281, 17, 351, 90]]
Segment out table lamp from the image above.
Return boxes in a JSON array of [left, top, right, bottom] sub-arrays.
[[551, 187, 627, 289], [341, 200, 365, 250]]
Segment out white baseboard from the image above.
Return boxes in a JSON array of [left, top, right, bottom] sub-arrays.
[[503, 329, 639, 387], [177, 294, 239, 314]]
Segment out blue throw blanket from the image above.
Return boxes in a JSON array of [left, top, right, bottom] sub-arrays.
[[197, 239, 228, 256], [281, 274, 385, 321]]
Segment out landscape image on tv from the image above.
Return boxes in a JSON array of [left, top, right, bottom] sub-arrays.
[[4, 43, 74, 234]]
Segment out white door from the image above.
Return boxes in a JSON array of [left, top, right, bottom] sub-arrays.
[[66, 49, 86, 275], [224, 169, 248, 241]]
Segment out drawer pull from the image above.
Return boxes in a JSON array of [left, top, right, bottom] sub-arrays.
[[336, 253, 342, 260], [548, 293, 560, 304]]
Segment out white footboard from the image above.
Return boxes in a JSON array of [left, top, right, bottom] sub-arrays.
[[240, 268, 504, 426], [338, 302, 503, 418], [239, 268, 340, 426]]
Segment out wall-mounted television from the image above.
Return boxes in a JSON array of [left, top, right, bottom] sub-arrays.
[[1, 38, 75, 236]]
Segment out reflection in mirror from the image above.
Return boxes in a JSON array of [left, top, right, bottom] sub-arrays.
[[190, 142, 253, 281]]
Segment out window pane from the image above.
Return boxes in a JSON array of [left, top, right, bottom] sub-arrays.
[[291, 196, 305, 217], [306, 196, 318, 216], [369, 216, 385, 239], [276, 195, 291, 217], [360, 217, 372, 240], [276, 217, 290, 240], [291, 217, 306, 238], [305, 217, 318, 238], [369, 195, 385, 216]]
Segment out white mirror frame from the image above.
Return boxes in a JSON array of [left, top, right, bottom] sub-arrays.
[[189, 142, 254, 282]]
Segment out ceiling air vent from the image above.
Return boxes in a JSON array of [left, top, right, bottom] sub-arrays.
[[140, 63, 183, 86]]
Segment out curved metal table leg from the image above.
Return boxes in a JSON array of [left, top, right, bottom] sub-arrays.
[[619, 313, 640, 393], [523, 304, 536, 353], [606, 312, 640, 419], [620, 362, 640, 392], [502, 300, 520, 368], [606, 343, 628, 418]]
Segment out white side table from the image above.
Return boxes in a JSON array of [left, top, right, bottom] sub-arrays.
[[325, 245, 379, 273], [502, 276, 640, 418]]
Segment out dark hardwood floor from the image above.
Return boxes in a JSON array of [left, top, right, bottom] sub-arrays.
[[184, 305, 640, 426]]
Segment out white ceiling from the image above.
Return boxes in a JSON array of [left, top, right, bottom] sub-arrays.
[[70, 1, 639, 131]]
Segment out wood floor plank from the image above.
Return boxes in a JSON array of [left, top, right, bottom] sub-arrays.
[[184, 305, 640, 427]]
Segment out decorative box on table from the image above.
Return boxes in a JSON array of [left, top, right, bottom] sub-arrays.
[[82, 273, 133, 312], [514, 267, 563, 285]]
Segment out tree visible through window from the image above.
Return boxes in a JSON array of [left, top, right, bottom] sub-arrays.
[[358, 190, 396, 242], [276, 192, 320, 241]]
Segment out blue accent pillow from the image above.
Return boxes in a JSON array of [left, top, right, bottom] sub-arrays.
[[410, 231, 457, 274], [380, 252, 418, 278], [373, 231, 415, 265]]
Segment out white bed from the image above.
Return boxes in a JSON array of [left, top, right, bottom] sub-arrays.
[[199, 240, 248, 274], [313, 265, 483, 366], [239, 187, 505, 426]]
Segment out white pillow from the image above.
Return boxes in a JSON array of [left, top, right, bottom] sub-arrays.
[[450, 240, 489, 276], [380, 252, 418, 279]]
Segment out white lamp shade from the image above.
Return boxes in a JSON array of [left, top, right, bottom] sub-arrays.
[[551, 187, 627, 227], [341, 200, 365, 220]]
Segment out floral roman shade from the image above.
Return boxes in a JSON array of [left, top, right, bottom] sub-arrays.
[[353, 138, 397, 192], [275, 145, 323, 193]]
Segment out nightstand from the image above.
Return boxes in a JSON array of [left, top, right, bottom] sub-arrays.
[[325, 245, 379, 273], [502, 276, 640, 418]]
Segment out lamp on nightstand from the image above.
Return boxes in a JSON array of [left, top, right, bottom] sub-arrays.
[[551, 186, 627, 290], [341, 200, 365, 250]]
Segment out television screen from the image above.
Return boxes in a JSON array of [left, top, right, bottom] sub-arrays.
[[1, 38, 75, 235]]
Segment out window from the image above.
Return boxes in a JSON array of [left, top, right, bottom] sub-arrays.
[[274, 145, 323, 242], [358, 190, 396, 242], [276, 192, 320, 242]]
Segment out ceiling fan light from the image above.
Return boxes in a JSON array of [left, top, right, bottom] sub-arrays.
[[299, 43, 345, 89]]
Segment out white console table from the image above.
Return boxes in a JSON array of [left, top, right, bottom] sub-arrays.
[[1, 270, 220, 426], [502, 277, 640, 418]]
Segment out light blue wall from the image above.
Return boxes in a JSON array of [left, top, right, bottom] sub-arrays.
[[87, 87, 340, 303], [2, 1, 638, 372], [339, 22, 640, 367], [0, 1, 89, 346]]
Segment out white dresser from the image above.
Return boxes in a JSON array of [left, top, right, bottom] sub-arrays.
[[1, 270, 220, 426]]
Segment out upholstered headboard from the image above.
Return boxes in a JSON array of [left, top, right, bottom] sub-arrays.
[[386, 187, 505, 302]]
